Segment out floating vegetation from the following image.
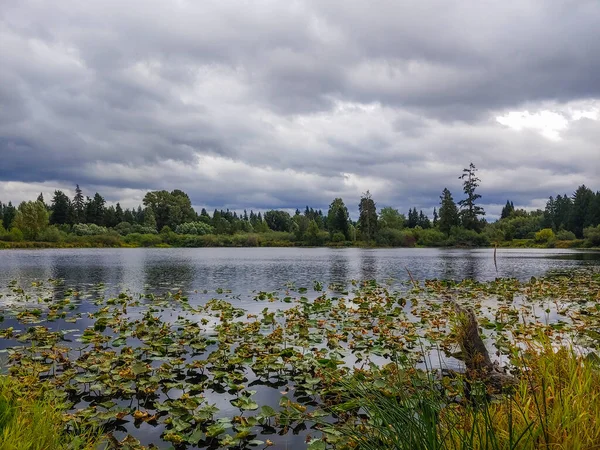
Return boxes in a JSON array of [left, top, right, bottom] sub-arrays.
[[0, 270, 599, 448]]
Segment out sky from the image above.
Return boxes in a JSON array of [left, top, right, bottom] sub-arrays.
[[1, 0, 599, 220]]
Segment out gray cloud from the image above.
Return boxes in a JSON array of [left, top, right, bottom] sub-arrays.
[[1, 0, 599, 220]]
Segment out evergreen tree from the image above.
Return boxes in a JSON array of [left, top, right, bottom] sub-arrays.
[[432, 207, 438, 227], [407, 208, 419, 228], [86, 193, 106, 226], [72, 185, 85, 223], [2, 202, 17, 229], [439, 188, 460, 235], [418, 210, 431, 229], [50, 190, 72, 225], [458, 162, 485, 231], [115, 203, 124, 224], [143, 207, 157, 230], [358, 191, 378, 241], [327, 198, 350, 239], [554, 194, 572, 230], [500, 200, 515, 219], [37, 193, 46, 208], [104, 205, 118, 228], [592, 192, 600, 227], [542, 196, 556, 229], [570, 185, 595, 237], [123, 208, 135, 224]]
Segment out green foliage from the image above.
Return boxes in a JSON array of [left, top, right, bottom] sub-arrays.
[[584, 225, 600, 247], [458, 162, 485, 231], [124, 233, 163, 247], [0, 376, 104, 450], [175, 221, 215, 235], [331, 232, 346, 243], [327, 198, 350, 239], [0, 227, 24, 242], [143, 190, 196, 230], [555, 230, 575, 241], [438, 188, 460, 235], [264, 210, 293, 232], [37, 226, 65, 243], [358, 191, 377, 241], [375, 228, 416, 247], [50, 190, 72, 225], [447, 226, 490, 247], [379, 207, 405, 230], [534, 228, 556, 244], [13, 201, 49, 240], [415, 228, 447, 247], [72, 223, 109, 236]]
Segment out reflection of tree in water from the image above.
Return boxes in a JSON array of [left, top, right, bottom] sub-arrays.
[[438, 252, 479, 281], [360, 251, 378, 281], [329, 252, 349, 284], [50, 263, 110, 299], [144, 262, 195, 294]]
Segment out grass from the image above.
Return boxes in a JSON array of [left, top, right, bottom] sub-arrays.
[[332, 341, 600, 450], [0, 375, 104, 450]]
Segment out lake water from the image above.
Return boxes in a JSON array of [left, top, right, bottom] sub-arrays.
[[1, 248, 599, 298], [1, 247, 599, 448]]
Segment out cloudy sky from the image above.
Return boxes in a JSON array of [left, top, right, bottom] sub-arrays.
[[1, 0, 599, 219]]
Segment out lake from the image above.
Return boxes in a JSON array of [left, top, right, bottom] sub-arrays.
[[1, 248, 600, 300], [1, 247, 599, 448]]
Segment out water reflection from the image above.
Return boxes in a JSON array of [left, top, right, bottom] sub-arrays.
[[360, 250, 378, 280], [329, 251, 350, 283], [0, 248, 599, 299]]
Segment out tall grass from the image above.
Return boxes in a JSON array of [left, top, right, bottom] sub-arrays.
[[333, 344, 600, 449], [0, 376, 104, 450]]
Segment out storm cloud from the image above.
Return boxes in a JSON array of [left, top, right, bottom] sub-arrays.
[[1, 0, 599, 218]]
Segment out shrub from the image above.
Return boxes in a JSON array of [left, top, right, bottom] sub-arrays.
[[36, 226, 65, 243], [415, 228, 447, 247], [72, 223, 108, 236], [534, 228, 556, 244], [556, 229, 576, 241], [331, 232, 346, 243], [124, 233, 163, 247], [0, 227, 24, 242], [584, 225, 600, 247], [114, 222, 133, 236], [447, 227, 490, 247], [175, 222, 215, 235], [375, 228, 416, 247], [131, 224, 158, 235]]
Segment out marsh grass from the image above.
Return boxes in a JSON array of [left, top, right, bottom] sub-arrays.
[[332, 343, 600, 449], [0, 376, 104, 450], [332, 339, 600, 450]]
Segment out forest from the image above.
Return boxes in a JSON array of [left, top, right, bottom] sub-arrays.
[[1, 164, 599, 249]]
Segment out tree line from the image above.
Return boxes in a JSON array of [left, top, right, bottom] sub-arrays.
[[1, 163, 599, 248]]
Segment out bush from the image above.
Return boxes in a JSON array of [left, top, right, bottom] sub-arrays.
[[37, 226, 65, 243], [72, 223, 108, 236], [131, 224, 158, 235], [124, 233, 163, 247], [556, 230, 576, 241], [175, 222, 215, 235], [331, 232, 346, 243], [584, 225, 600, 247], [114, 222, 133, 236], [415, 228, 447, 247], [534, 228, 556, 244], [375, 228, 416, 247], [447, 227, 490, 247], [0, 227, 24, 242]]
